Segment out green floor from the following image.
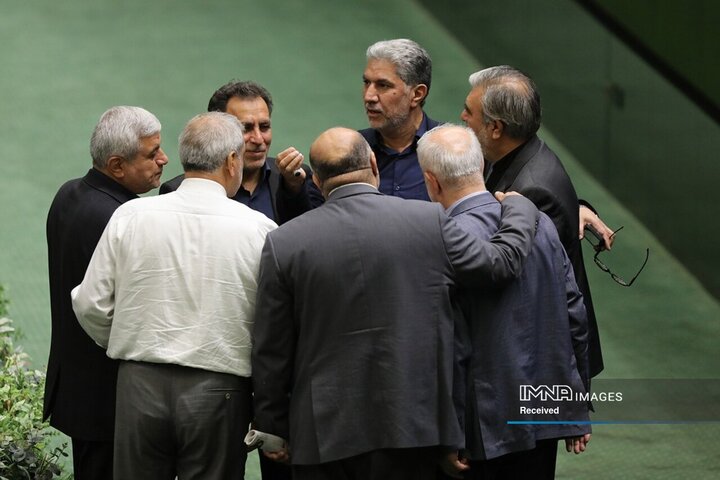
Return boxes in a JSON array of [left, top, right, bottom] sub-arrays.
[[0, 0, 718, 478]]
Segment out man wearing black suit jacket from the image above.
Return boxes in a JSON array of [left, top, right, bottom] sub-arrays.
[[45, 106, 168, 479], [461, 65, 605, 378], [251, 127, 540, 480], [160, 81, 323, 225]]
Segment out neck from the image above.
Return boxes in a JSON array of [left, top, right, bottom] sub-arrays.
[[378, 108, 424, 152], [440, 183, 486, 210], [241, 167, 263, 194], [489, 137, 527, 164]]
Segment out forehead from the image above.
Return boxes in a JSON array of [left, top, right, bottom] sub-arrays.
[[466, 87, 485, 108], [225, 96, 270, 123], [138, 133, 161, 151], [364, 58, 404, 84]]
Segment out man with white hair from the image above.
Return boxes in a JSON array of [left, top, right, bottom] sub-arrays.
[[45, 105, 168, 479], [72, 112, 276, 479], [418, 124, 591, 479]]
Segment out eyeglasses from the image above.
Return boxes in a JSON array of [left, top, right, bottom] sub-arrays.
[[584, 226, 650, 287]]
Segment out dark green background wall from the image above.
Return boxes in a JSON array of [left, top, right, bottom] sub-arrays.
[[591, 0, 720, 109], [418, 0, 720, 299]]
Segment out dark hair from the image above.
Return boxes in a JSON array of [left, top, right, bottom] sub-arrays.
[[207, 80, 273, 114]]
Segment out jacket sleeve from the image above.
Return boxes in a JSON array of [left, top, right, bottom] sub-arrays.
[[445, 195, 539, 287], [274, 165, 325, 224], [564, 248, 590, 393], [251, 235, 296, 440]]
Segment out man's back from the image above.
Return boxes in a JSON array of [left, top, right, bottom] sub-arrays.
[[73, 178, 276, 376], [253, 184, 466, 464], [450, 192, 590, 460]]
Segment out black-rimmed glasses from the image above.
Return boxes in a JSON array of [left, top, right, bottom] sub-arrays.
[[584, 225, 650, 287]]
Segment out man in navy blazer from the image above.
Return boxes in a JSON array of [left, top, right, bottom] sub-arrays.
[[161, 80, 323, 225], [461, 65, 605, 379], [418, 124, 591, 479], [251, 127, 541, 480], [45, 106, 168, 479]]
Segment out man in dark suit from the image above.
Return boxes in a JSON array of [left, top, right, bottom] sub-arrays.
[[251, 127, 540, 480], [418, 124, 591, 479], [461, 65, 604, 378], [360, 38, 441, 200], [160, 80, 323, 224], [45, 106, 168, 479]]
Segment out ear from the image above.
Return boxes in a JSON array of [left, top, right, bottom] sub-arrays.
[[105, 156, 126, 180], [410, 84, 428, 108], [226, 150, 240, 176], [369, 152, 379, 179], [489, 119, 504, 140], [312, 172, 323, 192], [423, 170, 441, 198]]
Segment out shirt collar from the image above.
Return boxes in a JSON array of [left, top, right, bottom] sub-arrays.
[[445, 191, 490, 215], [328, 182, 378, 198]]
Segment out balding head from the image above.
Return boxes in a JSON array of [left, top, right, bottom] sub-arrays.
[[309, 127, 377, 196], [417, 124, 486, 207]]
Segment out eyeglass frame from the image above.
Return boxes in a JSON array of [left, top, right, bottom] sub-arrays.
[[584, 225, 650, 287]]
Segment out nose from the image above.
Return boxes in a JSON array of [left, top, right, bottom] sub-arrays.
[[156, 148, 169, 166], [364, 84, 378, 103], [246, 126, 263, 145], [460, 109, 468, 123]]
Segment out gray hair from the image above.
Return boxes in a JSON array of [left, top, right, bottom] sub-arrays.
[[179, 112, 245, 173], [468, 65, 541, 139], [417, 124, 484, 184], [366, 38, 432, 106], [90, 106, 161, 168]]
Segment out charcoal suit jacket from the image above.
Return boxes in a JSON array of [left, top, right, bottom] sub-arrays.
[[251, 183, 539, 465]]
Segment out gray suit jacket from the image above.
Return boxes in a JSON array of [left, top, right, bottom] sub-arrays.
[[450, 192, 590, 460], [486, 135, 603, 377], [251, 184, 539, 465]]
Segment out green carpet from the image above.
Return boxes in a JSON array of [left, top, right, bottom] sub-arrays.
[[0, 0, 717, 478]]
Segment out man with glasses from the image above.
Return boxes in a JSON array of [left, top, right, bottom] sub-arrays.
[[461, 65, 605, 378]]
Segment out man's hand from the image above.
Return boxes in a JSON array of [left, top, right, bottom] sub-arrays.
[[494, 191, 523, 202], [262, 442, 290, 464], [579, 205, 614, 250], [565, 433, 591, 454], [439, 451, 470, 478], [276, 147, 306, 194]]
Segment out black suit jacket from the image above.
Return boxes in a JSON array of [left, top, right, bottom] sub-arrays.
[[44, 168, 137, 440], [486, 135, 603, 377], [159, 160, 323, 225], [251, 184, 539, 465]]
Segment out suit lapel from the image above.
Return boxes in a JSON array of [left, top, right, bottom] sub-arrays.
[[492, 135, 543, 191]]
